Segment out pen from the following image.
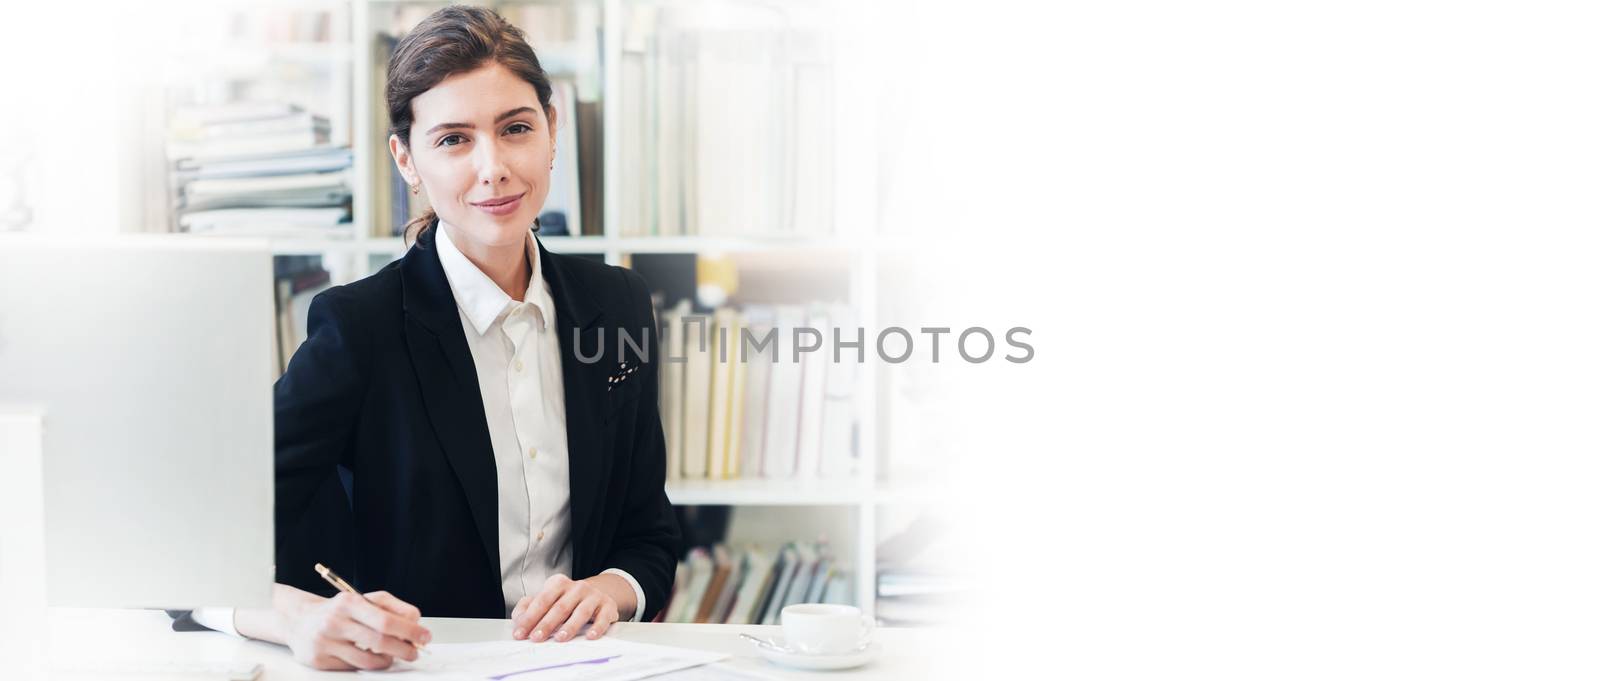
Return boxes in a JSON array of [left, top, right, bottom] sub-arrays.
[[315, 562, 429, 656]]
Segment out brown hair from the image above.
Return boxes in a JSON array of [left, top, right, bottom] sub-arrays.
[[387, 5, 555, 246]]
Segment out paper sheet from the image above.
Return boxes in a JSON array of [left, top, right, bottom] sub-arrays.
[[358, 638, 728, 681], [646, 663, 777, 680]]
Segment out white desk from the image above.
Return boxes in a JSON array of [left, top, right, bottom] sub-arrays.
[[38, 609, 952, 680]]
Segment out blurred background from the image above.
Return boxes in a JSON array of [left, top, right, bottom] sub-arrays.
[[0, 0, 1022, 633]]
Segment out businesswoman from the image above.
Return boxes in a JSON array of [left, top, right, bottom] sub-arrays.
[[216, 6, 679, 670]]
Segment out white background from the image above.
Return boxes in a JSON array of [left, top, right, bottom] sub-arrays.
[[880, 0, 1600, 678]]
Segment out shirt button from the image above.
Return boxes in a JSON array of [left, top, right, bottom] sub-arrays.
[[514, 359, 524, 372], [536, 530, 545, 542], [527, 446, 537, 460]]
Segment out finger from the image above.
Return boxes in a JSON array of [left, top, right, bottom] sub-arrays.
[[335, 592, 429, 649], [331, 614, 419, 662], [513, 589, 560, 639], [311, 654, 356, 672], [516, 580, 574, 640], [364, 591, 430, 649], [586, 601, 620, 640], [366, 590, 424, 621], [511, 595, 534, 622], [532, 587, 587, 642], [514, 579, 570, 633], [554, 596, 601, 642], [327, 638, 394, 671]]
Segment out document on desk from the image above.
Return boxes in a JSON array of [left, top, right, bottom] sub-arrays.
[[358, 638, 728, 681]]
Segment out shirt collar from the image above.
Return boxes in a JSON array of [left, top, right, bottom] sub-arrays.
[[434, 219, 555, 336]]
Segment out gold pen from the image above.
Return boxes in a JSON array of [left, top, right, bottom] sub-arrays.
[[315, 563, 429, 656]]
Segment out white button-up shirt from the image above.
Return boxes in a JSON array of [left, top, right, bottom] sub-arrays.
[[434, 222, 645, 621], [191, 222, 645, 637]]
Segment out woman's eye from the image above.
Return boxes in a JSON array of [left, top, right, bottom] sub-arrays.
[[505, 122, 533, 135], [437, 134, 466, 147]]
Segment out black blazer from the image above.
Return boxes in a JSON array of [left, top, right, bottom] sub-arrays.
[[271, 224, 679, 621]]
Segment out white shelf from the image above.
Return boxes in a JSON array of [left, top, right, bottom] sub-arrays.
[[872, 483, 943, 506], [666, 477, 872, 506], [266, 236, 362, 255], [610, 235, 865, 254], [363, 235, 613, 256], [362, 235, 870, 257]]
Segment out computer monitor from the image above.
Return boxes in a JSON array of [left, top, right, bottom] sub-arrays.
[[0, 234, 274, 609]]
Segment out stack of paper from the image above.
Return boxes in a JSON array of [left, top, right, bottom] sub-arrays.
[[363, 638, 727, 680], [167, 103, 353, 236]]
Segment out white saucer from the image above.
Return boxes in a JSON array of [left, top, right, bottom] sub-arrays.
[[754, 639, 880, 671]]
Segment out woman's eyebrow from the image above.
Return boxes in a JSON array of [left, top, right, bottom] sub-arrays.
[[424, 107, 541, 136]]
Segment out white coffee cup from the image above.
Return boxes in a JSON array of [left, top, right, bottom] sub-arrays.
[[780, 604, 874, 655]]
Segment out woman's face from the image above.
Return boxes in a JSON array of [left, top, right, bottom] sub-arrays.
[[390, 61, 556, 249]]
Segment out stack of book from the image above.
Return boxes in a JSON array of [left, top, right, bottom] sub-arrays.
[[272, 255, 333, 377], [873, 570, 968, 627], [874, 514, 967, 627], [169, 102, 352, 237], [618, 2, 833, 238], [659, 301, 858, 483], [656, 541, 851, 624]]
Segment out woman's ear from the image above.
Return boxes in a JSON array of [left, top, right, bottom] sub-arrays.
[[388, 134, 418, 188]]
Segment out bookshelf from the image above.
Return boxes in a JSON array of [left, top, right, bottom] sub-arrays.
[[156, 0, 900, 620]]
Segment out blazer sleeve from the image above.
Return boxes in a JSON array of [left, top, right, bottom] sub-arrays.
[[272, 288, 370, 589], [602, 269, 683, 622]]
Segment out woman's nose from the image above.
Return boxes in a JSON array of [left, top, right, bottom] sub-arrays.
[[477, 149, 510, 185]]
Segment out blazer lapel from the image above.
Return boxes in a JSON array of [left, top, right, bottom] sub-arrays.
[[538, 239, 609, 572], [399, 226, 501, 584]]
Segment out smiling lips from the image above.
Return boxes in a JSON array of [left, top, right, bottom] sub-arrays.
[[472, 192, 525, 217]]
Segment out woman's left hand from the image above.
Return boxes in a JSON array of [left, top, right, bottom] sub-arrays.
[[510, 574, 634, 642]]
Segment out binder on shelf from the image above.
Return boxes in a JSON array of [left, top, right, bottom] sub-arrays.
[[761, 306, 806, 479], [818, 302, 859, 478], [724, 548, 774, 625], [681, 313, 712, 479], [777, 543, 820, 616], [803, 549, 833, 605], [738, 306, 775, 478], [661, 560, 691, 624], [724, 311, 748, 479], [760, 543, 801, 626], [822, 571, 852, 606], [692, 545, 733, 624], [708, 550, 747, 625], [793, 305, 829, 478], [575, 99, 604, 236], [618, 10, 649, 237], [667, 546, 713, 624], [372, 33, 398, 238], [661, 301, 690, 481], [274, 279, 295, 375], [706, 308, 736, 480], [540, 79, 583, 236]]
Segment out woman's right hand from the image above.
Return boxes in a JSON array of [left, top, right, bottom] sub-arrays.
[[239, 583, 433, 671]]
